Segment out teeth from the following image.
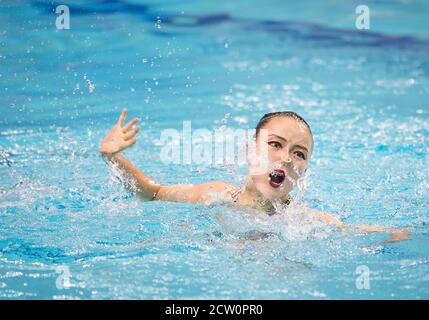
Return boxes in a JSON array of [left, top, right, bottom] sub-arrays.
[[269, 170, 285, 185], [270, 170, 285, 177]]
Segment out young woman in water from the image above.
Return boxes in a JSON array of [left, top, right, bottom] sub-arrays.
[[100, 109, 409, 243]]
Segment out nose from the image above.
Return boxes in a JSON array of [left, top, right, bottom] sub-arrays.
[[281, 152, 292, 164]]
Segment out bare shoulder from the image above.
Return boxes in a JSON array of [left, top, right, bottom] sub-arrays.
[[198, 180, 240, 205], [154, 180, 238, 204]]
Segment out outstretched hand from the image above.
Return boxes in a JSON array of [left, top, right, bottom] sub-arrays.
[[100, 109, 140, 156], [385, 228, 410, 243]]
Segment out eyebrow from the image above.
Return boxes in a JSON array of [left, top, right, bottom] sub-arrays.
[[268, 133, 287, 141], [294, 145, 309, 153], [268, 134, 309, 153]]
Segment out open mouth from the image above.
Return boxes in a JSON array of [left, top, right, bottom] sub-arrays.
[[269, 169, 285, 188]]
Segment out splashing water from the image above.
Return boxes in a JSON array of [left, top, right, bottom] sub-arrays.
[[1, 0, 428, 299], [83, 75, 95, 93]]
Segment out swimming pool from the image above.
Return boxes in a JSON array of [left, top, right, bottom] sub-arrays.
[[0, 0, 428, 299]]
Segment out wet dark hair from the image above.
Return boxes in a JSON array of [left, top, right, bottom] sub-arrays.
[[255, 111, 312, 138]]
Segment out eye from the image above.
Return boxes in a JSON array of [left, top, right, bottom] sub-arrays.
[[294, 151, 306, 160], [268, 141, 282, 149]]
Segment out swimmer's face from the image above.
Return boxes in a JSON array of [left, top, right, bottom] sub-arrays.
[[249, 116, 313, 199]]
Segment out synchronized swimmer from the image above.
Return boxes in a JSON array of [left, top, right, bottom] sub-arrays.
[[100, 109, 410, 244]]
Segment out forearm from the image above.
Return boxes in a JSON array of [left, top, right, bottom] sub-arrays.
[[313, 211, 410, 244], [102, 152, 161, 200], [355, 224, 386, 233], [356, 224, 410, 243]]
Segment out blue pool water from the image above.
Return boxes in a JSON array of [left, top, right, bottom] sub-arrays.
[[0, 0, 428, 299]]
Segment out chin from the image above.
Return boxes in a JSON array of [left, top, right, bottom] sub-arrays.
[[266, 184, 292, 199], [263, 191, 287, 200]]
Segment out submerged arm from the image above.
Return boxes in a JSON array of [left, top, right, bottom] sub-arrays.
[[353, 223, 410, 244], [313, 211, 410, 244]]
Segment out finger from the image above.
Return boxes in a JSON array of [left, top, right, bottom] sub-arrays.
[[123, 118, 139, 133], [125, 138, 137, 147], [117, 108, 127, 126], [124, 126, 140, 140]]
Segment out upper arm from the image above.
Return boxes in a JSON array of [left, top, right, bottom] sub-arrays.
[[154, 181, 236, 205], [312, 210, 343, 228]]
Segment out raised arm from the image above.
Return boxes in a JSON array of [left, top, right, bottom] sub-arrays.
[[100, 109, 235, 203]]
